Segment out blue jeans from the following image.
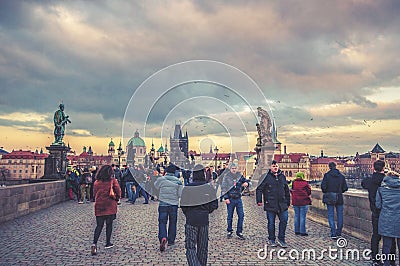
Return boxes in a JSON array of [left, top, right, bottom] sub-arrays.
[[126, 182, 135, 202], [226, 198, 244, 234], [293, 205, 308, 234], [327, 204, 343, 237], [158, 205, 178, 244], [132, 184, 149, 204], [266, 210, 288, 242]]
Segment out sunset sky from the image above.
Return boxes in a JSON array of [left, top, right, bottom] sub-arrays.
[[1, 1, 399, 157]]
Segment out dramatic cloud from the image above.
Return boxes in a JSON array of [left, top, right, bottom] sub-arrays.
[[0, 0, 399, 155]]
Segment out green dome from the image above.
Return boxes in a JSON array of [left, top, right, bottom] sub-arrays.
[[127, 131, 145, 147], [157, 145, 165, 153], [109, 139, 115, 146]]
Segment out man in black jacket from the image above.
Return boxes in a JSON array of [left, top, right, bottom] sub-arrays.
[[181, 164, 218, 266], [321, 162, 348, 240], [256, 160, 290, 248], [361, 160, 396, 266]]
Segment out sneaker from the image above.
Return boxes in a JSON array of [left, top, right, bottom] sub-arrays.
[[143, 202, 149, 204], [227, 232, 233, 238], [236, 233, 246, 240], [105, 243, 114, 249], [330, 235, 338, 240], [295, 232, 300, 235], [160, 238, 167, 252], [277, 239, 288, 248], [269, 239, 277, 247], [167, 242, 175, 246], [91, 244, 97, 255], [78, 201, 84, 204], [300, 233, 309, 236]]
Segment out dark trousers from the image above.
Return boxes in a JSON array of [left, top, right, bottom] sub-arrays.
[[119, 180, 126, 198], [382, 236, 399, 266], [158, 205, 178, 244], [371, 212, 396, 263], [93, 215, 114, 245], [185, 224, 209, 266], [371, 212, 381, 261]]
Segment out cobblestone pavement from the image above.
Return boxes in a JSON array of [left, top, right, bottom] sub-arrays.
[[0, 195, 372, 265]]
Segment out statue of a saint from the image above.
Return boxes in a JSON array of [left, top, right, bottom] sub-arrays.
[[53, 103, 71, 144], [257, 107, 272, 145]]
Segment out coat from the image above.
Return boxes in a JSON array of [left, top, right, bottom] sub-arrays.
[[376, 175, 400, 238], [221, 171, 250, 200], [180, 181, 218, 226], [361, 172, 385, 214], [321, 168, 348, 205], [154, 174, 183, 206], [256, 170, 290, 213], [93, 178, 121, 217], [291, 178, 312, 206]]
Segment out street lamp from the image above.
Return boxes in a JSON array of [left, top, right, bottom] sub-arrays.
[[117, 141, 124, 167], [214, 146, 219, 168]]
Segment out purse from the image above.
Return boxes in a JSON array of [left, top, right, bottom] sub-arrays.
[[109, 180, 116, 200]]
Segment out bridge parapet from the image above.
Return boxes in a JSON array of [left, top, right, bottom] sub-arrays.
[[0, 180, 67, 224]]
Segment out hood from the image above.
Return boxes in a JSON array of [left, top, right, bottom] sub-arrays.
[[268, 169, 282, 176], [381, 175, 400, 188], [329, 169, 341, 177]]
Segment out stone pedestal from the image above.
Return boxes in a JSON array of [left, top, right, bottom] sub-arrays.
[[251, 142, 275, 189], [42, 145, 69, 179]]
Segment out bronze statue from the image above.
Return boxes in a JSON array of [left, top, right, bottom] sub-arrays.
[[53, 103, 71, 145]]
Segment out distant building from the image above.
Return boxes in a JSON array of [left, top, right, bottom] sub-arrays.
[[274, 146, 310, 180], [169, 124, 189, 167], [126, 130, 146, 166], [234, 151, 256, 176], [108, 139, 127, 167], [68, 146, 112, 171], [310, 157, 344, 180], [355, 143, 400, 178], [0, 149, 48, 179]]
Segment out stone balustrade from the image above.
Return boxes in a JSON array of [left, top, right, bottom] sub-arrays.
[[308, 188, 371, 241], [0, 180, 67, 224]]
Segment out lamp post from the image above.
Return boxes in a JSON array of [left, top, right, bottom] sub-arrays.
[[117, 141, 123, 167], [214, 146, 219, 168]]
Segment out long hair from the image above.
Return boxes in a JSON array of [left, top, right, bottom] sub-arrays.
[[95, 165, 113, 181]]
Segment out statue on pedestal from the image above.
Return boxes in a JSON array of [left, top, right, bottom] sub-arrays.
[[257, 107, 272, 145], [53, 103, 71, 145]]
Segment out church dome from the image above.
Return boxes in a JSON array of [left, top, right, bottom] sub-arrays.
[[109, 139, 115, 147], [127, 130, 145, 147]]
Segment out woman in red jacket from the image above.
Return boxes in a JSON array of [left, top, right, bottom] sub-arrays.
[[91, 165, 121, 255], [291, 172, 312, 236]]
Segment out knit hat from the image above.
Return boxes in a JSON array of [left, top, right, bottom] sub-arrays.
[[192, 164, 205, 181], [296, 172, 305, 179]]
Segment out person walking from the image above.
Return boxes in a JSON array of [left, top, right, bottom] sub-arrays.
[[132, 165, 149, 204], [221, 163, 250, 240], [91, 165, 121, 255], [291, 172, 311, 236], [79, 168, 92, 203], [321, 162, 348, 240], [123, 166, 137, 203], [376, 171, 400, 266], [256, 160, 291, 248], [154, 164, 183, 251], [181, 164, 218, 266]]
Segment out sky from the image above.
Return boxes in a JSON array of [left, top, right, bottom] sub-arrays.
[[0, 0, 400, 157]]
